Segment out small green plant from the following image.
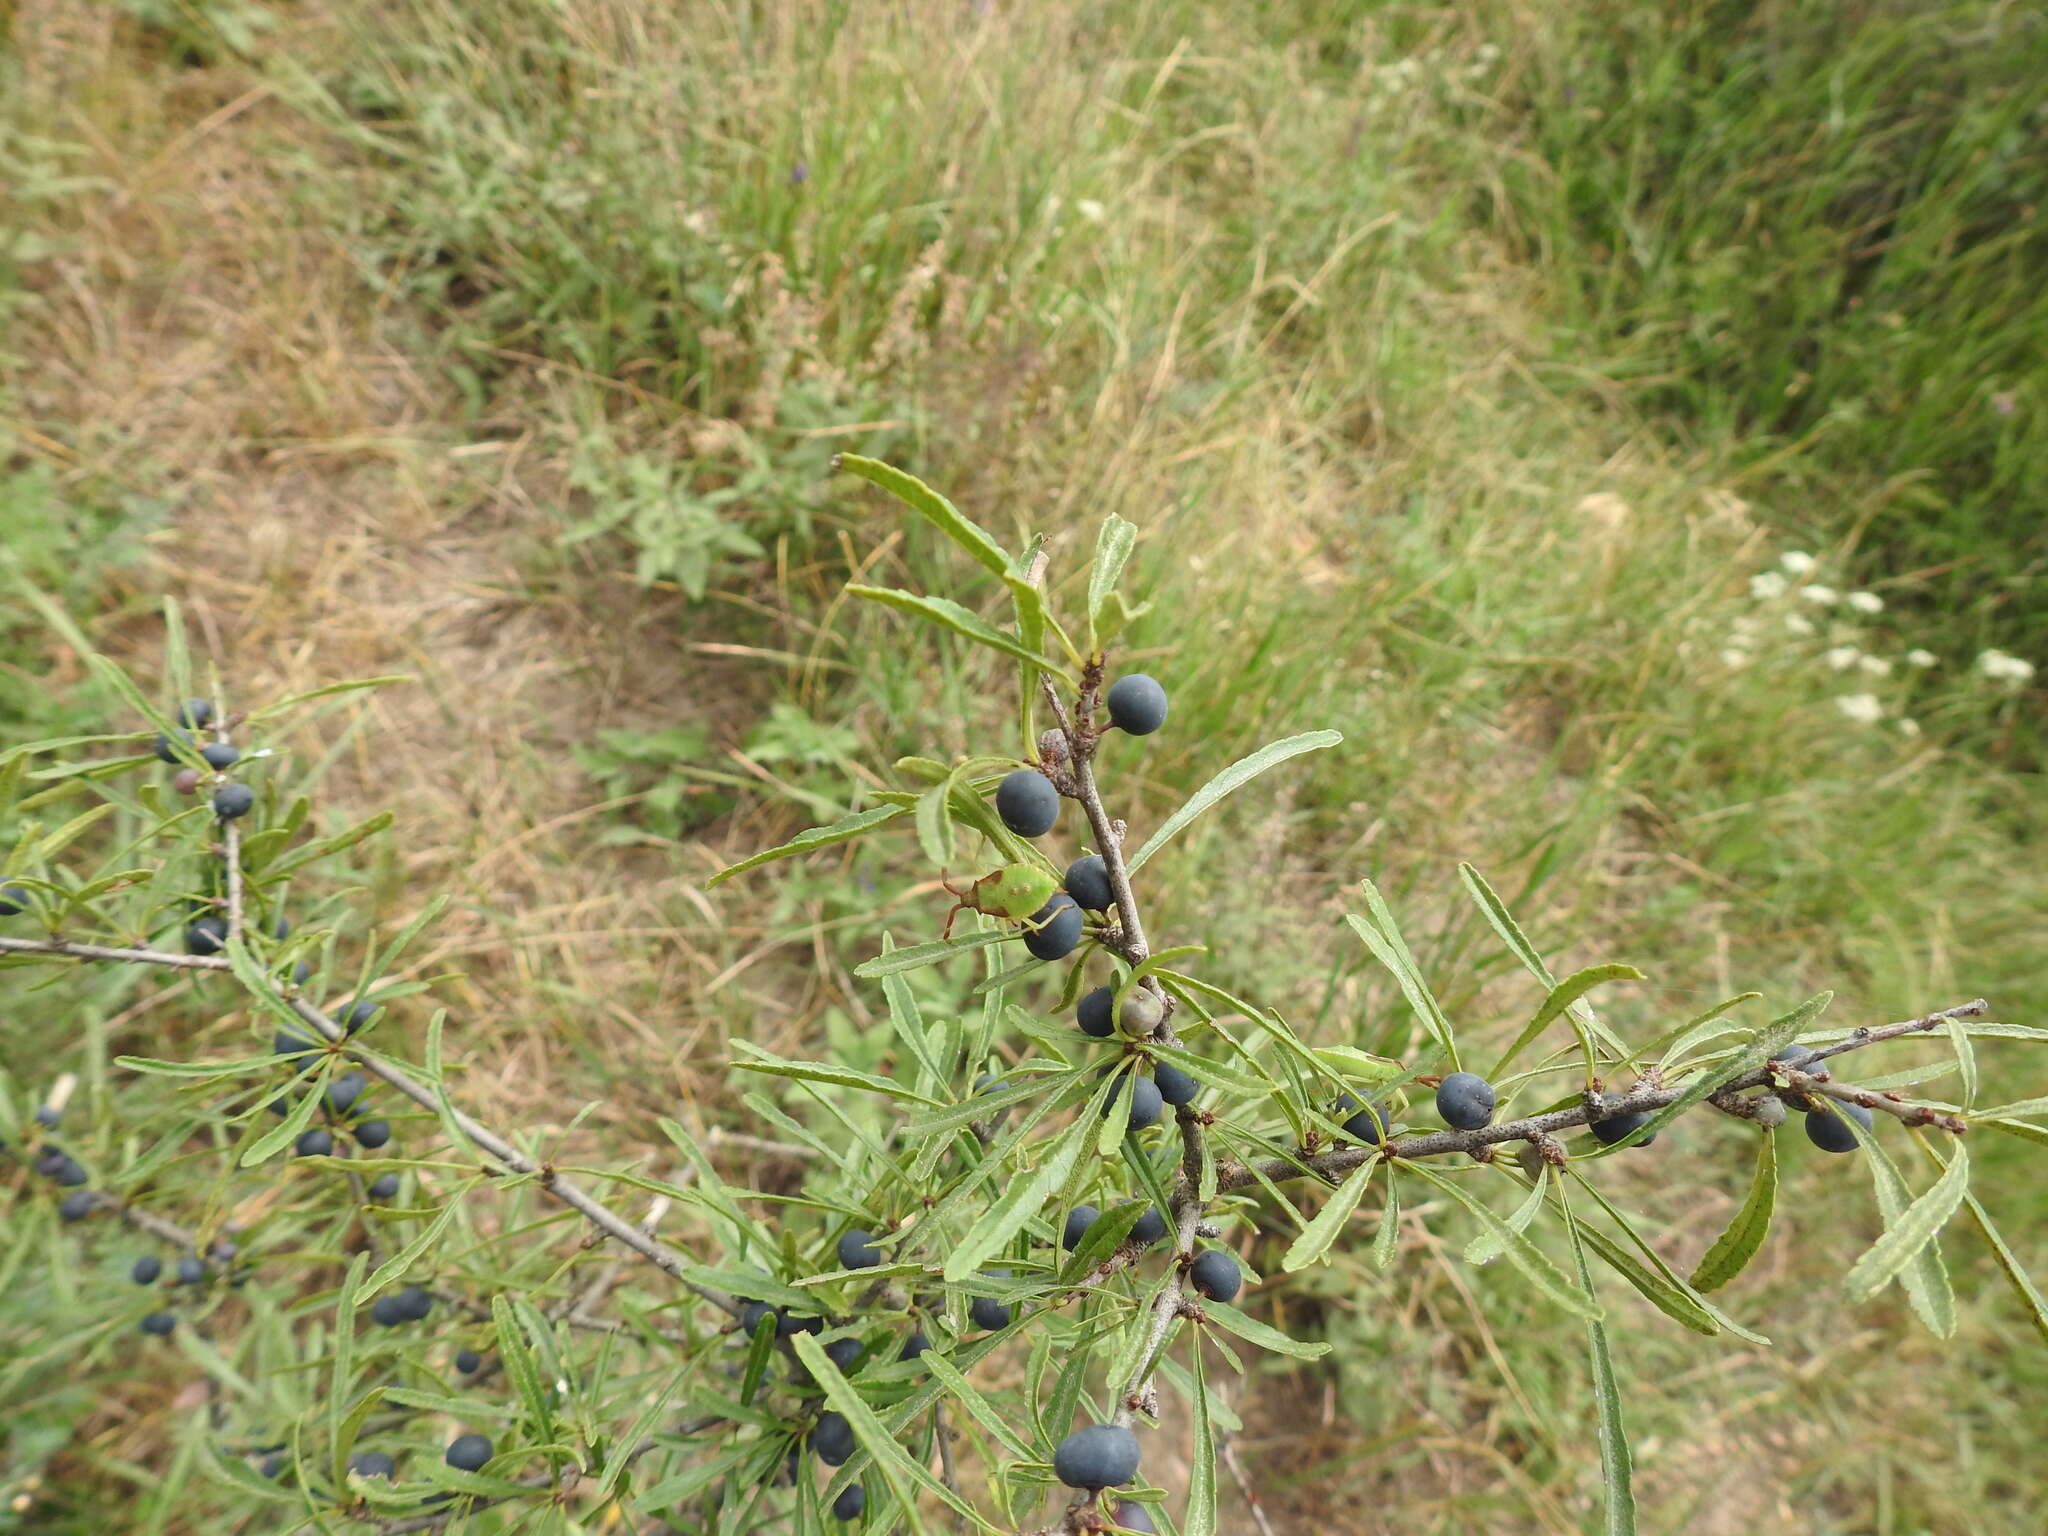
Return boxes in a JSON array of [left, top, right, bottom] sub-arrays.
[[0, 458, 2033, 1535]]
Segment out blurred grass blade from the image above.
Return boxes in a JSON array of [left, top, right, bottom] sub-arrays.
[[1408, 1164, 1599, 1318], [1963, 1192, 2048, 1347]]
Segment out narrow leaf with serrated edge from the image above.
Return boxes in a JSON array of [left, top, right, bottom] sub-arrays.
[[1467, 1169, 1551, 1266], [1373, 1172, 1402, 1270], [1863, 1136, 1957, 1336], [1282, 1162, 1376, 1271], [1087, 515, 1138, 641], [1845, 1145, 1969, 1305], [1691, 1132, 1777, 1292], [945, 1112, 1089, 1281]]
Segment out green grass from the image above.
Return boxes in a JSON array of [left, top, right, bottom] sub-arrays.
[[3, 0, 2044, 1531]]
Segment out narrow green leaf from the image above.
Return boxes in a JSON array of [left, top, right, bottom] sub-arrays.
[[944, 1113, 1089, 1281], [791, 1332, 988, 1528], [706, 805, 903, 888], [836, 454, 1009, 576], [1408, 1164, 1600, 1318], [1690, 1131, 1777, 1293], [1562, 1196, 1636, 1536], [1197, 1301, 1330, 1360], [1863, 1136, 1958, 1337], [1372, 1172, 1402, 1270], [244, 676, 412, 720], [1184, 1340, 1219, 1536], [1129, 731, 1341, 872], [852, 929, 1010, 978], [361, 1183, 476, 1302], [1087, 515, 1138, 642], [1844, 1145, 1970, 1305], [729, 1041, 941, 1105], [1282, 1162, 1376, 1272], [1467, 1170, 1551, 1266], [240, 1073, 327, 1166], [846, 585, 1061, 676], [920, 1351, 1033, 1459], [1963, 1191, 2048, 1347], [1632, 991, 1833, 1141], [914, 779, 955, 868], [1493, 964, 1645, 1077], [1343, 910, 1456, 1065]]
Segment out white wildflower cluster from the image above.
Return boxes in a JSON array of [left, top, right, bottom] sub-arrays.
[[1714, 542, 2034, 736]]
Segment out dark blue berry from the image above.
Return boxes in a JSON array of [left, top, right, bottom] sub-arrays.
[[1150, 1062, 1198, 1108], [1052, 1423, 1141, 1489], [354, 1119, 391, 1149], [899, 1330, 930, 1361], [776, 1311, 824, 1338], [1771, 1045, 1818, 1070], [811, 1410, 855, 1466], [351, 1451, 395, 1480], [454, 1348, 481, 1374], [1188, 1249, 1242, 1303], [1128, 1206, 1167, 1246], [1109, 1500, 1156, 1533], [1023, 894, 1084, 961], [295, 1127, 334, 1158], [445, 1434, 492, 1472], [186, 915, 230, 955], [969, 1272, 1013, 1332], [1105, 675, 1168, 736], [274, 1027, 320, 1064], [398, 1285, 433, 1321], [212, 783, 255, 821], [339, 1000, 380, 1033], [177, 699, 215, 730], [176, 1256, 207, 1286], [1062, 1205, 1100, 1249], [1804, 1100, 1873, 1154], [53, 1155, 88, 1187], [832, 1483, 866, 1521], [153, 730, 193, 764], [368, 1173, 401, 1200], [372, 1294, 407, 1327], [1077, 986, 1116, 1038], [1064, 855, 1114, 912], [994, 769, 1060, 838], [326, 1071, 367, 1116], [59, 1190, 95, 1222], [132, 1255, 162, 1285], [740, 1301, 775, 1337], [260, 1453, 287, 1480], [1589, 1110, 1657, 1148], [837, 1228, 882, 1270], [32, 1105, 58, 1128], [1435, 1072, 1497, 1130], [1336, 1094, 1388, 1144], [0, 883, 26, 916], [824, 1336, 864, 1373], [1100, 1071, 1163, 1131], [141, 1311, 176, 1336], [200, 742, 241, 770]]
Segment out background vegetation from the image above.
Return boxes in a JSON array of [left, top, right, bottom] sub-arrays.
[[3, 0, 2043, 1531]]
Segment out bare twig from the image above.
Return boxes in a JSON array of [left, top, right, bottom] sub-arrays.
[[1219, 1433, 1278, 1536]]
